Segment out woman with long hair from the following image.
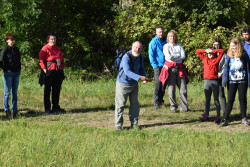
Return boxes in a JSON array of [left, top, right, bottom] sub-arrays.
[[221, 38, 250, 126]]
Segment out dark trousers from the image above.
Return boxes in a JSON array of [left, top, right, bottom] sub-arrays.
[[154, 67, 166, 106], [224, 82, 247, 120], [44, 70, 64, 110]]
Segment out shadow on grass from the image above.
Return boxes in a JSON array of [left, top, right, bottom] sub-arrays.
[[122, 113, 244, 130], [138, 119, 199, 129], [0, 104, 155, 120]]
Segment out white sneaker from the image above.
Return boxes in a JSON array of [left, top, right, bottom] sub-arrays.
[[242, 118, 250, 126]]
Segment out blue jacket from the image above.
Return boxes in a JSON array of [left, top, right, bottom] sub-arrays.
[[117, 51, 146, 85], [222, 53, 250, 87], [244, 40, 250, 58], [148, 35, 167, 69]]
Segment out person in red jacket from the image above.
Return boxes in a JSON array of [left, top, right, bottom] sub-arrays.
[[196, 48, 224, 123], [39, 33, 65, 113]]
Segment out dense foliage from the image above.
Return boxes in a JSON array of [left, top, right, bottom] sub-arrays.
[[0, 0, 249, 80], [110, 0, 249, 79]]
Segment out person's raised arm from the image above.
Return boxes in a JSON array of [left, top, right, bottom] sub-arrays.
[[196, 49, 207, 60]]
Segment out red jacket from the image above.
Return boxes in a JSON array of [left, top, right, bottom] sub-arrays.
[[196, 49, 224, 79], [39, 44, 65, 70], [159, 60, 189, 86]]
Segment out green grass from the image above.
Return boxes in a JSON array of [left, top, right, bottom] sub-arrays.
[[0, 120, 249, 166], [0, 73, 249, 166]]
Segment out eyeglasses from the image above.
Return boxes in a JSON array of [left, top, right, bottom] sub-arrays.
[[8, 39, 15, 41]]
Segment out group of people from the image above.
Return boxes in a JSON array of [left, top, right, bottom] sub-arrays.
[[0, 33, 65, 119], [115, 26, 250, 129], [1, 27, 250, 129]]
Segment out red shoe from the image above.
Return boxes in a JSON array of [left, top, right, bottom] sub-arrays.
[[214, 116, 221, 124], [201, 115, 209, 122]]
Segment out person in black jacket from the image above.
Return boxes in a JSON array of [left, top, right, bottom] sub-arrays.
[[0, 33, 21, 118]]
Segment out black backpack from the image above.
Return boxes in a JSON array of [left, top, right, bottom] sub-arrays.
[[112, 48, 131, 75]]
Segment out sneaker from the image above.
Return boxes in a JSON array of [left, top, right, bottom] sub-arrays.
[[242, 118, 250, 126], [116, 126, 122, 131], [214, 116, 221, 124], [201, 115, 209, 122], [171, 108, 179, 113], [52, 108, 66, 113], [220, 119, 228, 127]]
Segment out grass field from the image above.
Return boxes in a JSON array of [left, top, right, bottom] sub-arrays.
[[0, 71, 249, 166]]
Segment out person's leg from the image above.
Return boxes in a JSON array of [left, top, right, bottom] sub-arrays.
[[176, 75, 188, 112], [224, 83, 238, 120], [153, 67, 164, 107], [2, 72, 12, 116], [237, 82, 247, 119], [52, 71, 64, 110], [11, 72, 20, 113], [204, 80, 212, 116], [115, 82, 130, 128], [218, 78, 227, 113], [129, 83, 140, 126], [167, 68, 177, 112], [44, 70, 54, 111], [211, 79, 221, 117]]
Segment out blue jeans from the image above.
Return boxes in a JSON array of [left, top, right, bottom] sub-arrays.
[[2, 71, 20, 112]]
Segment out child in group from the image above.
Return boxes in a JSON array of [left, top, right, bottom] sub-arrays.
[[196, 47, 225, 123], [220, 38, 250, 126], [212, 39, 227, 116]]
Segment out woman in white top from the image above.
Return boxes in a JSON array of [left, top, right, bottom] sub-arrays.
[[163, 30, 190, 113]]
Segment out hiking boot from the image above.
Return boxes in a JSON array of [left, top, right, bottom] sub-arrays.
[[13, 111, 18, 118], [242, 118, 250, 126], [214, 116, 221, 124], [5, 110, 11, 119], [154, 105, 161, 109], [201, 115, 209, 122], [220, 119, 228, 127]]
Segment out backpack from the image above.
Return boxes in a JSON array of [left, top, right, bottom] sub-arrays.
[[112, 48, 131, 75]]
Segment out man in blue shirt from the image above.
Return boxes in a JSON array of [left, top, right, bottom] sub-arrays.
[[148, 26, 167, 108], [242, 26, 250, 57], [115, 41, 151, 130]]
